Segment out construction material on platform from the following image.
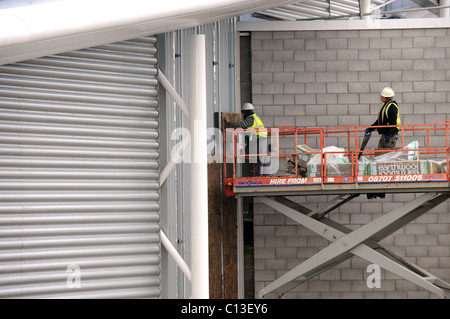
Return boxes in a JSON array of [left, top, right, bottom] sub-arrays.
[[362, 160, 439, 176], [358, 156, 370, 175], [322, 146, 350, 165], [306, 163, 352, 177], [285, 156, 307, 176], [439, 160, 447, 173], [294, 141, 441, 178], [306, 146, 349, 164], [374, 147, 400, 157], [374, 141, 419, 162], [296, 144, 316, 167], [307, 159, 442, 177], [304, 146, 350, 177]]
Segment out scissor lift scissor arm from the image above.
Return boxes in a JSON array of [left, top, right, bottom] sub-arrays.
[[257, 194, 450, 299]]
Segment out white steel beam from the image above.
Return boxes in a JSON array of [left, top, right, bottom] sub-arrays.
[[0, 0, 301, 65], [159, 137, 190, 187], [360, 0, 371, 20], [160, 230, 192, 282], [157, 69, 190, 119], [157, 68, 191, 187], [237, 17, 450, 31], [441, 0, 450, 18]]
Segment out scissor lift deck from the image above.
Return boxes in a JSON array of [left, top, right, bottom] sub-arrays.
[[224, 122, 450, 298], [232, 180, 450, 197]]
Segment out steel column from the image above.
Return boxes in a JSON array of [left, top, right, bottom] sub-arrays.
[[189, 34, 209, 299]]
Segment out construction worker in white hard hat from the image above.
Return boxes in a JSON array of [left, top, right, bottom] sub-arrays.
[[224, 103, 269, 176], [364, 87, 401, 149]]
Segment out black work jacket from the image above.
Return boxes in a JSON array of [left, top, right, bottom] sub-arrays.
[[371, 100, 400, 136]]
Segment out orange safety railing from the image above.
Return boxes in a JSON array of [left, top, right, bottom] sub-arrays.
[[223, 121, 450, 196]]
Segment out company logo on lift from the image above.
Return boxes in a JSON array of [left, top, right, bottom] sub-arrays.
[[237, 180, 263, 186]]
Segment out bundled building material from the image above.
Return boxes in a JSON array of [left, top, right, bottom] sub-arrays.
[[437, 160, 448, 173], [296, 141, 440, 178], [427, 160, 441, 174], [357, 156, 371, 176], [360, 160, 439, 176], [374, 141, 419, 162], [306, 146, 350, 177]]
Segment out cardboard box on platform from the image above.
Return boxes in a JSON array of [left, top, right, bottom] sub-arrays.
[[297, 145, 317, 167]]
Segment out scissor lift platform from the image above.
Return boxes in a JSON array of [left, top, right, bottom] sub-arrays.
[[223, 122, 450, 298], [231, 179, 450, 197]]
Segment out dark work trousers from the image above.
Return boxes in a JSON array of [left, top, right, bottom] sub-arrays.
[[248, 136, 270, 177], [368, 133, 399, 200]]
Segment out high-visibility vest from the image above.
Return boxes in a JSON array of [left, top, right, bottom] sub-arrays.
[[384, 101, 401, 130], [248, 113, 267, 140]]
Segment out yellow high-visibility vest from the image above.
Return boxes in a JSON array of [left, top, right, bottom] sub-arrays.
[[248, 113, 267, 140], [385, 101, 401, 130]]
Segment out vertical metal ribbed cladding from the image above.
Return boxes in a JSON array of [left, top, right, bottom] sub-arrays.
[[0, 36, 161, 298]]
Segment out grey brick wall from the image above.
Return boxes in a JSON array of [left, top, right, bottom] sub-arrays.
[[251, 28, 450, 299]]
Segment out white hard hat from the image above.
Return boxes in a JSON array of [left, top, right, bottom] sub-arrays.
[[381, 87, 395, 98], [242, 102, 254, 111]]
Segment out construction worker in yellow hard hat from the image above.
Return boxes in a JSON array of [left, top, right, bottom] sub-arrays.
[[364, 87, 401, 149], [224, 103, 269, 176]]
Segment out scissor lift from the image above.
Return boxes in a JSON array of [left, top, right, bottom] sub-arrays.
[[223, 122, 450, 298]]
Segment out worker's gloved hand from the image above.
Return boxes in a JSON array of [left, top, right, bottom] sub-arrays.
[[384, 135, 390, 142], [364, 128, 372, 137]]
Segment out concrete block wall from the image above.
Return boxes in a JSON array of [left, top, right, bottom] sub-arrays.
[[250, 28, 450, 299]]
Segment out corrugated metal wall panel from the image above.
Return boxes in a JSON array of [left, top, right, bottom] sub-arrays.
[[0, 36, 160, 298]]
